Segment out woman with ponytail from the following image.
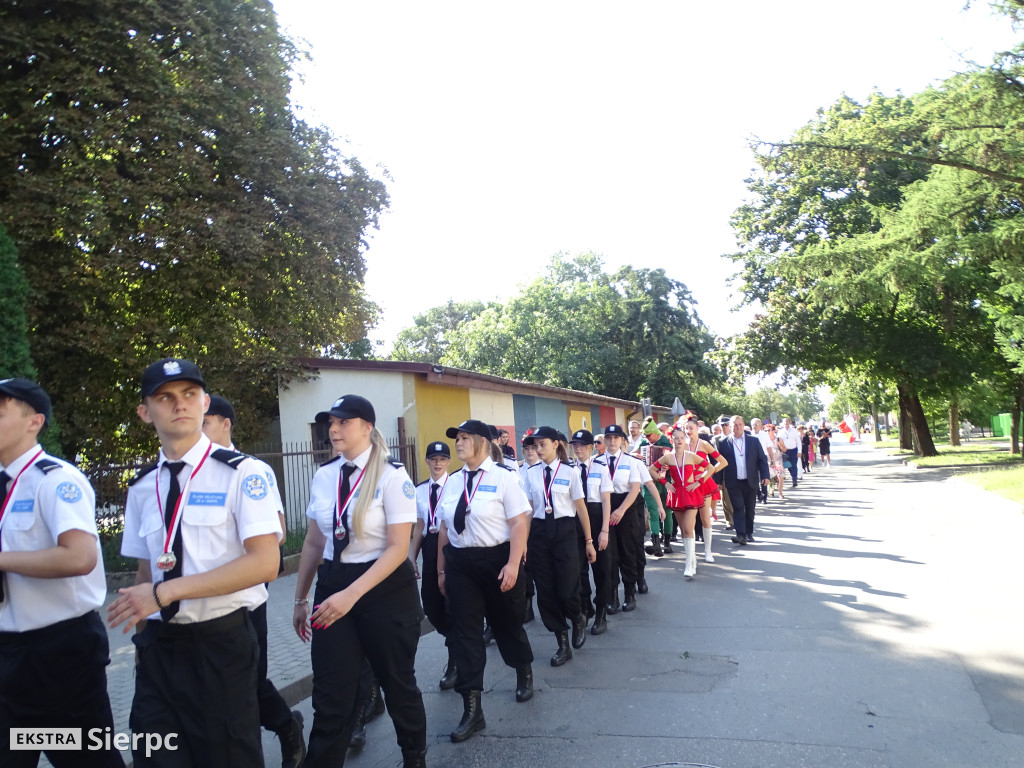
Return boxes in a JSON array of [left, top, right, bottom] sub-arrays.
[[292, 395, 427, 768]]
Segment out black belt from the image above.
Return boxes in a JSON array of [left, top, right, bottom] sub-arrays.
[[153, 607, 248, 637], [0, 609, 99, 642]]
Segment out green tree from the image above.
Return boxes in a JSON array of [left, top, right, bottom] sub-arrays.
[[401, 253, 721, 409], [0, 1, 387, 462], [390, 300, 491, 363]]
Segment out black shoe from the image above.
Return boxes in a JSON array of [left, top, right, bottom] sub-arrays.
[[440, 649, 458, 691], [591, 607, 608, 635], [663, 533, 673, 554], [349, 710, 367, 749], [451, 690, 485, 742], [607, 590, 620, 615], [731, 534, 747, 545], [622, 586, 637, 612], [584, 601, 595, 619], [402, 748, 428, 768], [523, 599, 535, 624], [746, 534, 755, 542], [278, 710, 306, 768], [482, 624, 494, 646], [551, 631, 573, 666], [515, 665, 534, 702], [636, 576, 649, 594], [571, 614, 587, 649]]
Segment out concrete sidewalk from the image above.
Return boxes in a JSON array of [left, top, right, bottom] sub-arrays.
[[94, 440, 1023, 767]]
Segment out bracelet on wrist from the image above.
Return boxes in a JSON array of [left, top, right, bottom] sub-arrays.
[[585, 538, 593, 544], [294, 598, 310, 605], [438, 570, 445, 574], [153, 582, 166, 610]]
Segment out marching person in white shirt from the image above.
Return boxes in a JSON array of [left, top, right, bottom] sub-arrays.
[[436, 419, 535, 743], [601, 425, 643, 615], [522, 427, 596, 667], [109, 358, 283, 766], [0, 378, 123, 768]]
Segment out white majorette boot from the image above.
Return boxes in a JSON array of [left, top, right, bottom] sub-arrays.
[[703, 526, 714, 563], [683, 537, 696, 579]]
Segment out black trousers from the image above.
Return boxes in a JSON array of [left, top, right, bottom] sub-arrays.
[[305, 559, 425, 768], [608, 492, 639, 591], [0, 611, 123, 768], [131, 608, 262, 767], [574, 515, 591, 609], [633, 501, 647, 576], [582, 502, 611, 610], [420, 531, 450, 641], [528, 516, 582, 634], [444, 542, 534, 693], [727, 481, 757, 538], [250, 601, 293, 733]]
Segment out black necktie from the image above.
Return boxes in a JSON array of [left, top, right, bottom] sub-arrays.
[[160, 461, 186, 621], [429, 482, 440, 529], [0, 471, 9, 602], [544, 467, 553, 513], [333, 463, 358, 562], [580, 463, 589, 502], [607, 455, 617, 481], [454, 470, 477, 534]]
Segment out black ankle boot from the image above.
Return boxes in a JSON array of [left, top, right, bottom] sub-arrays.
[[363, 680, 385, 723], [663, 532, 673, 553], [278, 710, 305, 768], [648, 534, 663, 556], [591, 605, 608, 635], [349, 707, 367, 749], [402, 748, 428, 768], [551, 631, 572, 666], [636, 572, 649, 594], [622, 584, 637, 612], [451, 690, 485, 742], [515, 665, 534, 702], [571, 613, 587, 649], [439, 648, 458, 691], [607, 589, 620, 615]]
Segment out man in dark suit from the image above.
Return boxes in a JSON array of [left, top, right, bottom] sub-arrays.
[[716, 416, 770, 545]]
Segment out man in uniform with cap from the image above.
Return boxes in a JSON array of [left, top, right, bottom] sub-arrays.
[[0, 378, 124, 767], [202, 395, 305, 768], [409, 439, 456, 690], [108, 358, 284, 766]]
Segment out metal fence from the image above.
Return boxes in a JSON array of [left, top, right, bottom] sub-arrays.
[[83, 438, 419, 536]]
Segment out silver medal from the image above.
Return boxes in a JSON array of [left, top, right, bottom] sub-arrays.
[[334, 525, 346, 540], [156, 552, 177, 571], [544, 505, 553, 515], [428, 525, 439, 534]]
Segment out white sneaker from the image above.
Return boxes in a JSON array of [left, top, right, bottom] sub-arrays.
[[705, 552, 715, 563]]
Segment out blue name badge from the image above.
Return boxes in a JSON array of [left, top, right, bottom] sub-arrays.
[[10, 500, 34, 513], [588, 472, 602, 479], [187, 491, 227, 506], [353, 489, 381, 499], [478, 485, 497, 493], [554, 478, 570, 486]]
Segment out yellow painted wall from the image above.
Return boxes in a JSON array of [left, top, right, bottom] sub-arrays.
[[414, 379, 471, 479], [567, 408, 591, 433], [468, 389, 515, 426]]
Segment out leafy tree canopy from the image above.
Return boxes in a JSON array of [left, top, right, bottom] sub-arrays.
[[0, 1, 388, 463]]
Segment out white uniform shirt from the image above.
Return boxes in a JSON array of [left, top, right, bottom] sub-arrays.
[[439, 457, 530, 549], [519, 460, 540, 485], [753, 429, 774, 458], [306, 445, 417, 563], [415, 473, 449, 535], [780, 426, 800, 451], [0, 445, 106, 632], [523, 460, 584, 520], [603, 450, 643, 494], [579, 457, 613, 503], [121, 434, 284, 624]]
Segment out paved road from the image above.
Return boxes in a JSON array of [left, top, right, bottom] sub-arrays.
[[274, 441, 1024, 768], [92, 440, 1024, 767]]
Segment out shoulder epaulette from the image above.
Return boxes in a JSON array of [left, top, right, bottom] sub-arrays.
[[388, 458, 404, 469], [416, 479, 430, 487], [128, 462, 159, 486], [527, 462, 544, 471], [593, 458, 606, 466], [211, 448, 248, 470], [34, 457, 62, 474], [320, 455, 341, 467], [495, 463, 514, 472]]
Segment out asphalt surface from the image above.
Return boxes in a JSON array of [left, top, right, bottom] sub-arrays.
[[97, 439, 1024, 768]]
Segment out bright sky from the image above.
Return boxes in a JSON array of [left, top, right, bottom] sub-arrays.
[[269, 0, 1019, 351]]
